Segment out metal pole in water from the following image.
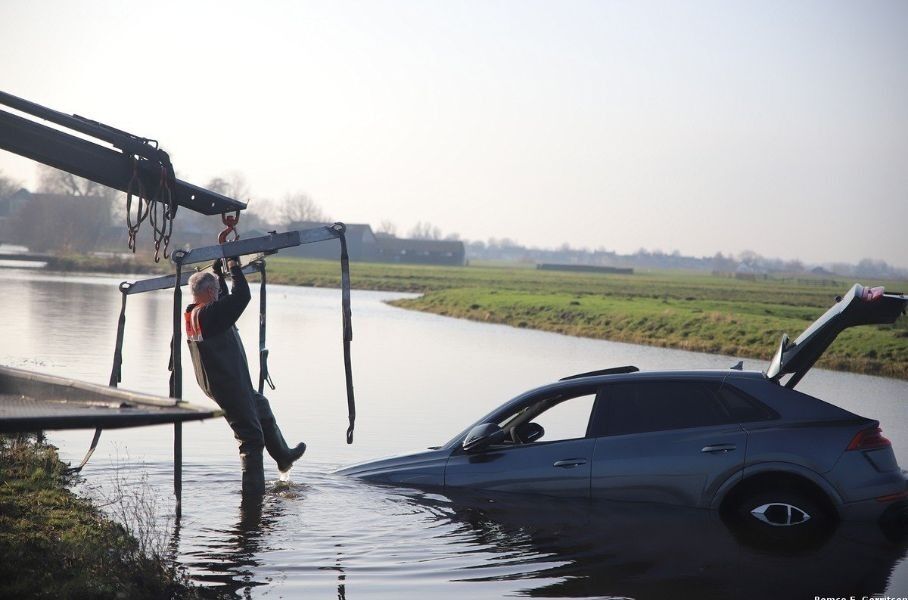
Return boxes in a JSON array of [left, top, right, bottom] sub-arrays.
[[174, 422, 182, 519], [171, 253, 184, 519]]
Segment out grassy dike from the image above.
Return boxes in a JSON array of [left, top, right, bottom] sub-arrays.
[[44, 253, 168, 275], [39, 254, 908, 379], [259, 258, 908, 380], [0, 434, 198, 599]]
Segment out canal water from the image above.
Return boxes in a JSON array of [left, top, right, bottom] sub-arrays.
[[1, 267, 906, 599]]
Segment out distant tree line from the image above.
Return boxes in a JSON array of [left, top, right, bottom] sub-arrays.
[[0, 166, 117, 252], [0, 167, 904, 279], [0, 167, 333, 255]]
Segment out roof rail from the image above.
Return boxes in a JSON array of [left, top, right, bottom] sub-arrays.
[[559, 366, 639, 381]]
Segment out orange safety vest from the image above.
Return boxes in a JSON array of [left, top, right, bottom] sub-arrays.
[[184, 304, 207, 342]]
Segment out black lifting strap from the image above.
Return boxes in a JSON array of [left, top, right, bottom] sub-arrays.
[[108, 282, 131, 387], [78, 283, 132, 474], [257, 259, 275, 394], [338, 231, 355, 444], [67, 427, 103, 474], [169, 259, 183, 399]]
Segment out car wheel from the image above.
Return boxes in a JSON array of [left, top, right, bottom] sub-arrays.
[[736, 489, 827, 530], [724, 488, 835, 553]]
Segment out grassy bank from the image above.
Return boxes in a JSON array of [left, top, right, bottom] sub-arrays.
[[35, 254, 908, 379], [0, 434, 198, 599], [44, 253, 168, 275], [260, 258, 908, 379], [391, 285, 908, 379]]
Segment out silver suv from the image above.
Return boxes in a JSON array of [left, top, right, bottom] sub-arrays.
[[338, 284, 908, 531]]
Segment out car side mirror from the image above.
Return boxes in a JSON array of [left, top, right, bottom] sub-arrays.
[[463, 423, 506, 453], [515, 421, 544, 443]]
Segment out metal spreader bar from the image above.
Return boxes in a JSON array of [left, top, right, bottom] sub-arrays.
[[122, 256, 266, 296], [172, 224, 346, 266]]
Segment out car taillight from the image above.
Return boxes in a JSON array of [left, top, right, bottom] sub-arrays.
[[847, 426, 891, 451], [861, 286, 885, 302]]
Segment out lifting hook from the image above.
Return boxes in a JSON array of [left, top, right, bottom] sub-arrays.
[[218, 210, 241, 244]]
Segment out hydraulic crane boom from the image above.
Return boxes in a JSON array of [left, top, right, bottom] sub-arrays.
[[0, 90, 245, 216]]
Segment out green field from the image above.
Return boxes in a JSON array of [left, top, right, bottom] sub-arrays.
[[259, 257, 908, 380]]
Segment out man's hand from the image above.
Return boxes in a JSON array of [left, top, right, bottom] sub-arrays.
[[212, 259, 224, 277], [227, 257, 241, 269]]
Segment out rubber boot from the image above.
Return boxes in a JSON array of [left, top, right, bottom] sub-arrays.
[[263, 418, 306, 473], [241, 450, 266, 496]]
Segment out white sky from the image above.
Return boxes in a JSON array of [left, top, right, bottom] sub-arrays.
[[1, 0, 906, 267]]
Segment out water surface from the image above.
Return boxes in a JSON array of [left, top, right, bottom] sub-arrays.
[[1, 268, 906, 598]]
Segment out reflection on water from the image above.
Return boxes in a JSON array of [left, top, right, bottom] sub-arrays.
[[1, 268, 907, 598], [391, 488, 906, 600], [173, 471, 907, 599], [186, 495, 276, 598]]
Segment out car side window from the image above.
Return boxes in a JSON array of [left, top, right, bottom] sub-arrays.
[[593, 381, 732, 436], [530, 394, 596, 443], [497, 389, 599, 445], [718, 385, 778, 422]]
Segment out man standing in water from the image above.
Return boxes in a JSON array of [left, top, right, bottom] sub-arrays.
[[185, 258, 306, 495]]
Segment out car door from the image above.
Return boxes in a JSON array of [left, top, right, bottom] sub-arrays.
[[444, 389, 599, 498], [589, 380, 747, 508]]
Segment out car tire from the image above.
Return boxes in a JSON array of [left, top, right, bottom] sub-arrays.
[[724, 488, 835, 553]]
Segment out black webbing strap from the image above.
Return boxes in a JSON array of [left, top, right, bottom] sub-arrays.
[[338, 231, 355, 444], [257, 259, 274, 394], [108, 282, 131, 387], [96, 282, 134, 472], [169, 254, 184, 400], [66, 427, 103, 474]]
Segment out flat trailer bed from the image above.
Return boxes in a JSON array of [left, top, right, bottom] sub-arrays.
[[0, 365, 220, 516], [0, 365, 219, 432]]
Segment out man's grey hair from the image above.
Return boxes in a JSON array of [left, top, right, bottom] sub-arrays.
[[189, 271, 219, 300]]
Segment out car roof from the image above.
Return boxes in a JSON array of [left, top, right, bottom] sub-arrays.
[[516, 369, 766, 403], [558, 368, 764, 385]]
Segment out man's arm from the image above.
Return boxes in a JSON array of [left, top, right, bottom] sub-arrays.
[[198, 258, 252, 337], [217, 273, 229, 297]]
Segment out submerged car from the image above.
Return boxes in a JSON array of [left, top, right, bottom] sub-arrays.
[[338, 284, 908, 530]]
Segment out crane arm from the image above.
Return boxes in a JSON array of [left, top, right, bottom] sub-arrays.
[[0, 90, 245, 216]]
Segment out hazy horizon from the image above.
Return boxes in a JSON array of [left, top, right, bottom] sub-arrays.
[[1, 1, 906, 268]]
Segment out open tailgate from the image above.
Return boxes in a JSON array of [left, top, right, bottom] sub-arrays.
[[766, 284, 907, 387]]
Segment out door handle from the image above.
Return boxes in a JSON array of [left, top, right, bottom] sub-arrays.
[[553, 458, 588, 468], [701, 444, 736, 454]]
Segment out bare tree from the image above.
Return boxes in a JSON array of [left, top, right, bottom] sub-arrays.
[[280, 193, 329, 225], [711, 252, 737, 272], [409, 221, 441, 240], [737, 249, 760, 267], [11, 166, 118, 252], [0, 170, 21, 198], [375, 219, 398, 238], [242, 198, 279, 231], [205, 171, 283, 232], [783, 259, 805, 273], [37, 165, 118, 201], [206, 171, 251, 202], [9, 194, 112, 252]]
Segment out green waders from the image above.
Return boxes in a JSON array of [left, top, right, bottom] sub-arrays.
[[187, 325, 304, 495]]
